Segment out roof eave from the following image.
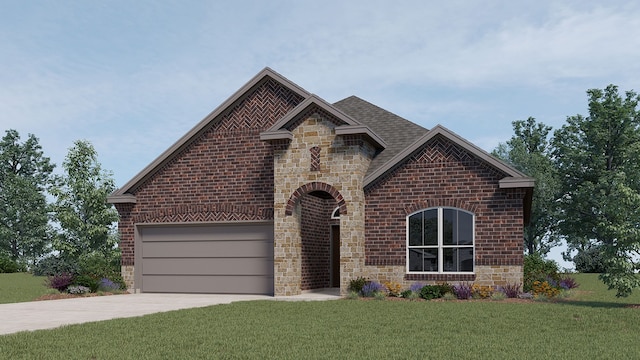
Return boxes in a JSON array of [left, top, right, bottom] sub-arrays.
[[259, 129, 293, 141], [107, 194, 137, 204], [335, 125, 387, 150]]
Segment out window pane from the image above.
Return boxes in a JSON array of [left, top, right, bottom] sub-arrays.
[[422, 248, 438, 272], [443, 247, 474, 272], [459, 247, 474, 272], [423, 209, 438, 245], [442, 209, 454, 245], [457, 211, 473, 245], [408, 213, 422, 246], [408, 249, 423, 271], [408, 248, 438, 272]]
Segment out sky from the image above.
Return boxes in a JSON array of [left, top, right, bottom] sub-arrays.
[[2, 1, 640, 269]]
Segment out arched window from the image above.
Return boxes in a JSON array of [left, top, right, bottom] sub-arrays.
[[407, 207, 474, 273], [331, 206, 340, 219]]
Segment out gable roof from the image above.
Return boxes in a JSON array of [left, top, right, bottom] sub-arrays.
[[363, 123, 534, 188], [260, 94, 387, 150], [108, 67, 310, 202]]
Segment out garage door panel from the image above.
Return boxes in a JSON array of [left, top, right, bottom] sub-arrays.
[[142, 257, 274, 276], [141, 224, 272, 242], [138, 222, 274, 295], [141, 275, 274, 294]]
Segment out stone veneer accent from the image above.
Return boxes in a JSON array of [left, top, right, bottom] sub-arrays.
[[272, 112, 375, 296], [121, 265, 135, 292]]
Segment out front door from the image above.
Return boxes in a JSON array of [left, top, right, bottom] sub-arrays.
[[331, 225, 340, 287]]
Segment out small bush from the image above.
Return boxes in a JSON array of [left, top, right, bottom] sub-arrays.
[[75, 274, 99, 293], [373, 291, 386, 301], [419, 285, 443, 300], [346, 291, 360, 300], [382, 281, 403, 297], [361, 281, 386, 297], [33, 256, 79, 277], [437, 283, 454, 296], [491, 291, 507, 301], [409, 283, 424, 293], [98, 278, 121, 292], [46, 273, 75, 292], [0, 256, 21, 273], [442, 292, 457, 301], [559, 275, 579, 290], [497, 283, 522, 298], [471, 284, 494, 299], [452, 283, 472, 300], [348, 277, 369, 293], [78, 251, 121, 280], [400, 289, 413, 298], [524, 253, 560, 292], [67, 285, 91, 295], [532, 280, 560, 298]]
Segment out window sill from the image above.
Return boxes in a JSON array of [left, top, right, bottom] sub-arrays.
[[405, 273, 476, 282]]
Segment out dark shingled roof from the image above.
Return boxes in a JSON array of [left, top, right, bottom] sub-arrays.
[[333, 95, 429, 178]]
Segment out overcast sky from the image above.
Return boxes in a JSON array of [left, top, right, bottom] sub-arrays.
[[2, 1, 639, 268]]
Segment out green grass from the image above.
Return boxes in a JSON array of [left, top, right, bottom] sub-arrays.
[[0, 273, 50, 304], [1, 273, 639, 359]]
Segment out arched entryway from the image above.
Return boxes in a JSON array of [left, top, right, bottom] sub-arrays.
[[286, 182, 346, 291]]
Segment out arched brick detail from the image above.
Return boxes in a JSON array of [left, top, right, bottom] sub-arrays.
[[285, 182, 347, 216], [404, 199, 477, 216]]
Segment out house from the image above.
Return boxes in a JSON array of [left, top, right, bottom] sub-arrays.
[[107, 68, 533, 296]]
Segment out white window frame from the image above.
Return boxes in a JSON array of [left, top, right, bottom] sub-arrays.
[[406, 207, 475, 274]]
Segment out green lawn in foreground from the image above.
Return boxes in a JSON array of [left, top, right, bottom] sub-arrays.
[[0, 273, 49, 304], [0, 273, 639, 359]]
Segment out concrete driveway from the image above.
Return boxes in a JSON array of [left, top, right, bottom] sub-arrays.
[[0, 291, 340, 336]]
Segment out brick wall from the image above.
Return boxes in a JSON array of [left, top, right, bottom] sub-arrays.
[[117, 78, 304, 266], [364, 135, 525, 283]]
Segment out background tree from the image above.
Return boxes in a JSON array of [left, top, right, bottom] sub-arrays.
[[51, 140, 119, 260], [493, 117, 561, 256], [552, 85, 640, 297], [0, 130, 54, 265]]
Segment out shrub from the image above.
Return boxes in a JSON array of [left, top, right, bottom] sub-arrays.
[[532, 280, 560, 298], [373, 291, 387, 301], [442, 292, 457, 301], [490, 291, 506, 301], [409, 283, 424, 293], [33, 256, 79, 277], [78, 251, 121, 280], [559, 275, 579, 290], [361, 281, 386, 297], [497, 283, 522, 298], [67, 285, 91, 295], [46, 273, 75, 292], [524, 253, 560, 292], [400, 289, 413, 298], [471, 284, 494, 299], [452, 283, 472, 299], [419, 285, 443, 300], [98, 278, 121, 292], [0, 256, 21, 273], [382, 281, 402, 297], [348, 277, 369, 293], [346, 291, 360, 300], [75, 274, 99, 293], [437, 283, 454, 296]]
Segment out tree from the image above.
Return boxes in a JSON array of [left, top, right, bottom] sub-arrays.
[[51, 140, 119, 259], [0, 130, 54, 265], [552, 85, 640, 297], [493, 117, 561, 256]]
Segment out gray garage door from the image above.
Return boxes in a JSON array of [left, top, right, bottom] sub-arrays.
[[138, 222, 274, 295]]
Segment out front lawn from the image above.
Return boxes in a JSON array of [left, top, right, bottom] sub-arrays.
[[1, 274, 639, 359], [0, 273, 50, 304]]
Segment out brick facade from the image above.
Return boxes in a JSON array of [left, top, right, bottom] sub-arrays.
[[110, 70, 529, 294], [363, 135, 524, 286]]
